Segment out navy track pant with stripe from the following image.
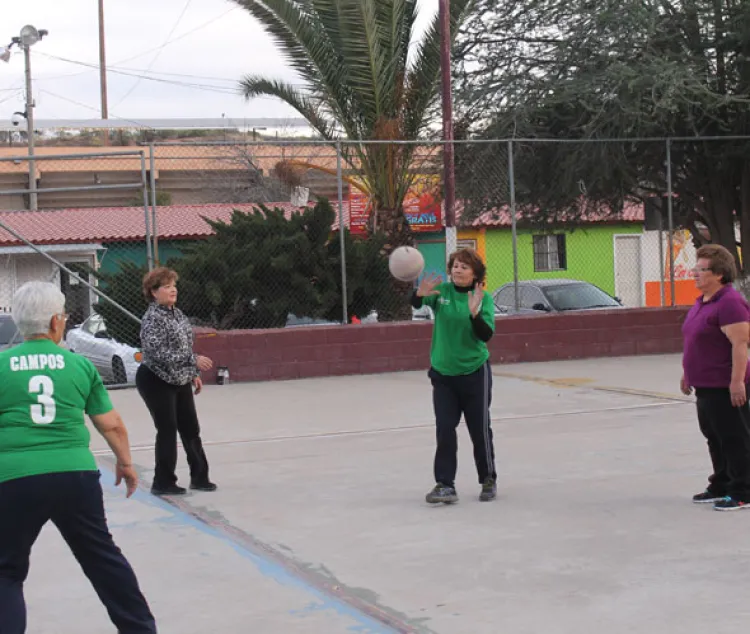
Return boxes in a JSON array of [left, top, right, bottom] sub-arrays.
[[429, 361, 496, 487]]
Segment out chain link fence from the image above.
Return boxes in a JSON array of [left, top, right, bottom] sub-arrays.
[[0, 136, 745, 384], [143, 140, 443, 328], [0, 149, 151, 387]]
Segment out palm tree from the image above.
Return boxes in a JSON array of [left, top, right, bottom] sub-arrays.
[[233, 0, 475, 250]]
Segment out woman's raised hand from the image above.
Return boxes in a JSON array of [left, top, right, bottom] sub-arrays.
[[417, 273, 442, 298]]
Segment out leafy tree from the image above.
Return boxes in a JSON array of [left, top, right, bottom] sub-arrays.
[[85, 200, 395, 340], [90, 260, 149, 348], [324, 230, 394, 323], [453, 0, 750, 266], [170, 199, 392, 328], [232, 0, 475, 250]]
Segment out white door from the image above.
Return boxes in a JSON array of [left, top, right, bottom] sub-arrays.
[[614, 235, 643, 307]]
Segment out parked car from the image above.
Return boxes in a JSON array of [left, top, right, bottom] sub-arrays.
[[65, 313, 142, 384], [0, 314, 22, 351], [492, 279, 624, 315]]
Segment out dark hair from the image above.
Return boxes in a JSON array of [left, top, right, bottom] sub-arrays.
[[448, 248, 486, 285], [696, 244, 737, 284], [142, 267, 179, 302]]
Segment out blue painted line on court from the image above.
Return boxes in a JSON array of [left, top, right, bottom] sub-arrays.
[[99, 468, 400, 634]]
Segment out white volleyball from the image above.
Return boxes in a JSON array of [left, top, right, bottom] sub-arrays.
[[388, 246, 425, 282]]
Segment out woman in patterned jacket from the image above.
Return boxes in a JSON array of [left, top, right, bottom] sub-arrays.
[[136, 267, 216, 496]]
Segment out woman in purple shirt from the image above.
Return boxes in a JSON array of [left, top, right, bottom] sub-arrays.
[[681, 244, 750, 511]]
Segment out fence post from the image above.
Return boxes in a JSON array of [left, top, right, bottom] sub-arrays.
[[139, 151, 154, 270], [666, 138, 675, 306], [336, 141, 348, 324], [149, 143, 159, 265], [658, 210, 665, 307], [508, 140, 520, 311]]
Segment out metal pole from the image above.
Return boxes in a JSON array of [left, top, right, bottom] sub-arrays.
[[1, 182, 142, 196], [139, 153, 153, 270], [666, 139, 675, 306], [509, 140, 520, 312], [439, 0, 456, 260], [98, 0, 110, 146], [658, 210, 665, 307], [149, 143, 158, 265], [23, 45, 37, 211], [336, 141, 348, 324]]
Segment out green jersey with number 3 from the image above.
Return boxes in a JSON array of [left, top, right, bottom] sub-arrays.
[[0, 338, 113, 484]]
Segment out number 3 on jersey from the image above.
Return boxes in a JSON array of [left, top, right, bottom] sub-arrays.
[[29, 375, 56, 425]]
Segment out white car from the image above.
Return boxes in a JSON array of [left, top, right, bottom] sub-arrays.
[[66, 313, 142, 385]]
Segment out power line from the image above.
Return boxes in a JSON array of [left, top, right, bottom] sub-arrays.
[[35, 53, 240, 95], [30, 6, 239, 82], [38, 89, 155, 129], [112, 0, 194, 108], [0, 91, 21, 106], [114, 5, 238, 66], [35, 51, 312, 92]]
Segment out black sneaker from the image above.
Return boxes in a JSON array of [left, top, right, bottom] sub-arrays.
[[190, 481, 218, 492], [713, 497, 750, 512], [151, 484, 187, 496], [425, 484, 458, 504], [692, 490, 726, 504], [479, 477, 497, 502]]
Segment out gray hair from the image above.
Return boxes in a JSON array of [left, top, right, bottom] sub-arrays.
[[12, 281, 66, 338]]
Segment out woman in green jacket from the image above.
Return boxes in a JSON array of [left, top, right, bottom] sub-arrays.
[[412, 248, 497, 504]]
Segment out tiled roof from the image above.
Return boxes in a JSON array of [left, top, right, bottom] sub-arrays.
[[0, 197, 645, 247], [0, 202, 355, 246], [462, 200, 644, 227]]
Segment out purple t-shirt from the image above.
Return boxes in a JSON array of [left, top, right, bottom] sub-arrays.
[[682, 285, 750, 387]]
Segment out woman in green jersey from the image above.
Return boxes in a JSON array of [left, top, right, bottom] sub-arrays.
[[0, 282, 156, 633], [411, 248, 497, 504]]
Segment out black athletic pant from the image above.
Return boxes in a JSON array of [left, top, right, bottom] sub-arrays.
[[696, 386, 750, 502], [136, 365, 210, 488], [0, 471, 156, 634], [430, 361, 496, 487]]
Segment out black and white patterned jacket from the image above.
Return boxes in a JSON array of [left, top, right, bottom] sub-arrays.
[[140, 302, 198, 386]]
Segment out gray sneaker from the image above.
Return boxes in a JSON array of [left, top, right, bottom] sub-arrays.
[[425, 484, 458, 504], [479, 477, 497, 502]]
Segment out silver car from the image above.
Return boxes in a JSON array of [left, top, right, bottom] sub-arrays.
[[493, 279, 624, 315], [65, 313, 142, 385], [0, 314, 22, 351]]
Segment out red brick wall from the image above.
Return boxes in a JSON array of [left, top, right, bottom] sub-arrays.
[[193, 307, 690, 384]]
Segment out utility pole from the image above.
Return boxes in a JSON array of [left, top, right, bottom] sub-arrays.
[[9, 26, 48, 210], [439, 0, 456, 258], [23, 44, 37, 210], [98, 0, 110, 145]]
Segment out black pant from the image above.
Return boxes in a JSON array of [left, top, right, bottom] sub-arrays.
[[136, 365, 210, 488], [430, 361, 496, 487], [0, 471, 156, 634], [696, 386, 750, 502]]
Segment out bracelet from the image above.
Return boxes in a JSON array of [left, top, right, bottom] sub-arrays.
[[117, 463, 132, 468]]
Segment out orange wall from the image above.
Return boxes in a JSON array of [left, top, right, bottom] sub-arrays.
[[645, 280, 697, 307]]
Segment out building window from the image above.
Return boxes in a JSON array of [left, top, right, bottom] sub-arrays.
[[533, 234, 567, 271], [456, 238, 477, 251]]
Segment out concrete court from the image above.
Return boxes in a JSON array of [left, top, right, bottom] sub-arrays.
[[23, 353, 750, 634]]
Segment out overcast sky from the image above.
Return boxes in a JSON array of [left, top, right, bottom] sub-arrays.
[[0, 0, 438, 128]]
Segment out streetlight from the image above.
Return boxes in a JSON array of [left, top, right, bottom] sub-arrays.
[[6, 25, 48, 210]]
